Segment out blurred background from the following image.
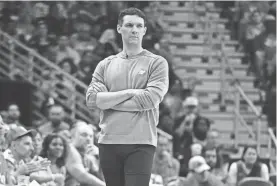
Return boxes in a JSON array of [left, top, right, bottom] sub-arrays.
[[0, 1, 275, 186]]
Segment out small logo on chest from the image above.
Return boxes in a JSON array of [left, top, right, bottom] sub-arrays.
[[138, 70, 146, 75]]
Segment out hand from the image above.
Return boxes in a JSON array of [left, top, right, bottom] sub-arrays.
[[53, 174, 65, 185], [86, 144, 99, 156], [93, 82, 108, 92], [17, 162, 40, 175]]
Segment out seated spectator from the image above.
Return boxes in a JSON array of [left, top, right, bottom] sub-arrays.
[[4, 126, 51, 185], [228, 146, 269, 186], [206, 130, 220, 149], [192, 117, 211, 146], [158, 102, 175, 135], [203, 147, 229, 182], [206, 129, 238, 155], [56, 58, 77, 105], [77, 51, 102, 85], [152, 135, 180, 184], [190, 143, 203, 157], [28, 21, 54, 57], [65, 122, 105, 186], [40, 134, 67, 186], [45, 3, 69, 37], [32, 130, 43, 157], [55, 35, 81, 65], [178, 156, 225, 186], [5, 103, 24, 127], [38, 105, 71, 138], [0, 115, 10, 185], [73, 22, 98, 56]]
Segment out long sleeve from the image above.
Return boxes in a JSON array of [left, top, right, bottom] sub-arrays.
[[133, 57, 169, 110], [85, 59, 106, 109], [113, 57, 169, 112]]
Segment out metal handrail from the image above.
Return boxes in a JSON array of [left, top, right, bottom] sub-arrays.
[[234, 110, 256, 138], [0, 30, 88, 90], [268, 128, 277, 148]]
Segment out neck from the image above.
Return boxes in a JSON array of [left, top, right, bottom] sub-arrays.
[[11, 149, 23, 163], [76, 146, 86, 157], [245, 162, 254, 169], [48, 156, 57, 164], [122, 43, 143, 57]]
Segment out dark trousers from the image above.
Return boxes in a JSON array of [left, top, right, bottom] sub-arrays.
[[99, 144, 156, 186]]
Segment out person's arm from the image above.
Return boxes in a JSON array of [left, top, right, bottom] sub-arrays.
[[112, 57, 169, 111], [227, 163, 237, 186], [86, 58, 134, 110], [260, 163, 269, 180], [65, 144, 105, 186]]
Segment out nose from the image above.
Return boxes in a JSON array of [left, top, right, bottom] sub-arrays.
[[131, 26, 138, 33]]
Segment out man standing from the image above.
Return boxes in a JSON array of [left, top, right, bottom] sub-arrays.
[[86, 7, 169, 186]]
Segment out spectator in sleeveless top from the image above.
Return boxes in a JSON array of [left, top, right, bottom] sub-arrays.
[[40, 134, 68, 186], [227, 146, 269, 186]]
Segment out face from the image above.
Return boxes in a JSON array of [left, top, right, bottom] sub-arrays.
[[82, 52, 93, 64], [243, 147, 258, 164], [33, 133, 42, 154], [58, 36, 68, 48], [70, 34, 78, 45], [14, 135, 34, 159], [205, 149, 217, 167], [8, 105, 20, 120], [73, 125, 94, 150], [157, 136, 169, 154], [38, 24, 48, 36], [207, 131, 219, 146], [49, 106, 64, 123], [61, 62, 71, 74], [117, 15, 146, 45], [191, 144, 202, 157], [252, 12, 262, 24], [48, 137, 64, 158]]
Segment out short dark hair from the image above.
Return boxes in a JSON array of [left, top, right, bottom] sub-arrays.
[[118, 7, 147, 26]]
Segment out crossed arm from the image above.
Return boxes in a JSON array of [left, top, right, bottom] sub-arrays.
[[86, 57, 169, 111]]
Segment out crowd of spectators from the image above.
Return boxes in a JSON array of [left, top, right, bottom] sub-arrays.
[[0, 1, 275, 186], [221, 1, 276, 130]]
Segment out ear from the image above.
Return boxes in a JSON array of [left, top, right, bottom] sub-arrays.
[[143, 27, 147, 36], [117, 24, 122, 34]]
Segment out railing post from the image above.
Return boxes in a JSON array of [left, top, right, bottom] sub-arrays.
[[256, 117, 261, 154], [8, 40, 15, 79], [234, 89, 240, 147], [28, 50, 34, 82], [220, 41, 226, 107]]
